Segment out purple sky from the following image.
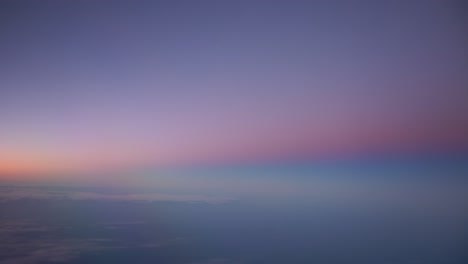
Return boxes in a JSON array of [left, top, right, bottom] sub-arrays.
[[0, 0, 467, 177]]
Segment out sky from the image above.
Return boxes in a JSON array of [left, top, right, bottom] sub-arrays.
[[0, 0, 467, 184]]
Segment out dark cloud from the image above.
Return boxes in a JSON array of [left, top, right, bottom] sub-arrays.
[[0, 218, 184, 264], [0, 219, 50, 233], [188, 259, 242, 264], [0, 237, 110, 264]]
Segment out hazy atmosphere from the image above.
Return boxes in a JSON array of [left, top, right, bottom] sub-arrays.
[[1, 1, 467, 263]]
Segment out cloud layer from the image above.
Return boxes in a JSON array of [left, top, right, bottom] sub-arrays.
[[0, 186, 232, 204]]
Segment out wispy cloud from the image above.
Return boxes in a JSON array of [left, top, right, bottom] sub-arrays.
[[0, 186, 232, 204]]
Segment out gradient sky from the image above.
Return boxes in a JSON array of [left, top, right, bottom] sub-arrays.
[[1, 0, 467, 178]]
